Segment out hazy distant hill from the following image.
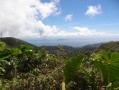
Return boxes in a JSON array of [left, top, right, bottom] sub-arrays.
[[96, 41, 119, 52], [0, 37, 37, 48], [39, 45, 75, 51], [39, 45, 78, 56], [39, 43, 103, 50], [1, 37, 118, 53], [39, 43, 103, 57], [80, 43, 103, 51]]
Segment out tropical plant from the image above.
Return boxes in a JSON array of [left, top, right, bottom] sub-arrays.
[[64, 54, 85, 84], [92, 52, 119, 89], [64, 54, 100, 90], [1, 41, 119, 90]]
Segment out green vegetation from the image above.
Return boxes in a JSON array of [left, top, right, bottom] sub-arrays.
[[0, 37, 37, 48], [0, 42, 64, 89], [0, 39, 119, 90], [96, 41, 119, 52]]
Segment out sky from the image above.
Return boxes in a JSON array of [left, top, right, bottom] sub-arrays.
[[0, 0, 119, 46]]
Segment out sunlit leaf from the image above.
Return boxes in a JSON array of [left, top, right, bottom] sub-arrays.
[[95, 52, 119, 84]]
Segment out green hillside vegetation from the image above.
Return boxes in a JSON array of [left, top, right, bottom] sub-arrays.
[[39, 43, 102, 57], [0, 37, 102, 55], [0, 37, 37, 48], [39, 45, 81, 57], [0, 38, 119, 90], [96, 41, 119, 52], [0, 37, 100, 56], [81, 43, 103, 51]]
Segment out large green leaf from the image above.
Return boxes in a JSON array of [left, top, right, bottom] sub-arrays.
[[95, 52, 119, 84], [64, 54, 85, 84]]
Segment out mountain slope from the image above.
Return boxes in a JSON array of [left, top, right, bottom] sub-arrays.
[[0, 37, 37, 48], [96, 41, 119, 52], [79, 43, 103, 51]]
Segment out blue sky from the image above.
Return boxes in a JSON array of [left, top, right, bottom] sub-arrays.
[[43, 0, 119, 34], [0, 0, 119, 41]]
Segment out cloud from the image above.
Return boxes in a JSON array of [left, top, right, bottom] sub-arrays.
[[37, 21, 78, 37], [38, 21, 59, 37], [0, 1, 118, 38], [73, 27, 119, 36], [73, 27, 106, 36], [85, 4, 102, 16], [64, 14, 72, 21], [34, 0, 61, 19], [0, 0, 60, 37], [37, 21, 117, 37], [38, 21, 77, 37]]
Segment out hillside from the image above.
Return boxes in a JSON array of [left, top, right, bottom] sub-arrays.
[[96, 41, 119, 52], [1, 39, 119, 89], [1, 38, 119, 89], [0, 37, 37, 48], [39, 45, 76, 52], [78, 43, 103, 51], [39, 43, 102, 57], [0, 37, 102, 51]]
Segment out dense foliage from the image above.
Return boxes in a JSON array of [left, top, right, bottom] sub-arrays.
[[0, 41, 119, 90], [0, 37, 37, 48], [96, 41, 119, 52]]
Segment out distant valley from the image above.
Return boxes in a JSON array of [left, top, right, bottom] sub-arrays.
[[1, 37, 119, 53]]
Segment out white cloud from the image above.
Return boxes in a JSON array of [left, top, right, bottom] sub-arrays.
[[51, 0, 60, 3], [85, 4, 102, 16], [0, 1, 118, 38], [37, 21, 117, 37], [37, 21, 78, 37], [34, 0, 61, 19], [38, 21, 76, 37], [73, 27, 106, 36], [38, 21, 59, 37], [0, 0, 60, 37], [64, 14, 72, 21]]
